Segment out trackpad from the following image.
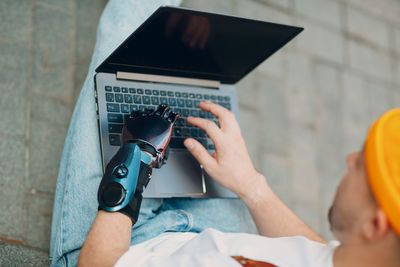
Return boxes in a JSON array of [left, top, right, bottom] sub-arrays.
[[154, 152, 204, 195]]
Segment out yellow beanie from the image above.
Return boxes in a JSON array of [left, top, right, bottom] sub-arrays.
[[365, 108, 400, 236]]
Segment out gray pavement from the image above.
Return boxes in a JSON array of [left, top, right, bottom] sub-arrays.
[[0, 0, 399, 265]]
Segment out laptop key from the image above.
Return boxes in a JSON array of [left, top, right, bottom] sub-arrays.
[[224, 96, 230, 101], [189, 93, 195, 98], [130, 104, 138, 112], [145, 89, 152, 95], [217, 95, 223, 101], [175, 118, 185, 127], [129, 88, 136, 94], [134, 95, 142, 104], [115, 93, 123, 103], [204, 94, 210, 100], [107, 103, 120, 112], [197, 138, 208, 147], [152, 90, 159, 95], [123, 114, 129, 122], [105, 86, 112, 92], [168, 98, 176, 106], [124, 94, 132, 103], [191, 128, 199, 137], [107, 113, 123, 123], [143, 96, 151, 104], [174, 108, 182, 114], [182, 127, 190, 137], [185, 100, 193, 108], [175, 92, 181, 97], [182, 92, 188, 98], [199, 110, 206, 118], [199, 130, 207, 138], [167, 91, 174, 97], [137, 89, 144, 94], [160, 97, 168, 105], [108, 124, 123, 133], [160, 90, 166, 96], [174, 128, 182, 137], [105, 93, 114, 102], [151, 96, 159, 105], [113, 86, 120, 92], [221, 102, 231, 110], [177, 99, 185, 107], [196, 94, 202, 99], [139, 105, 146, 112], [169, 137, 185, 149], [190, 109, 199, 117], [121, 104, 130, 113], [182, 109, 190, 117], [122, 87, 128, 93], [109, 134, 121, 146], [194, 100, 200, 108]]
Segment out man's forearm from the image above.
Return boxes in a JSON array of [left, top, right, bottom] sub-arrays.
[[239, 173, 326, 244], [78, 211, 132, 267]]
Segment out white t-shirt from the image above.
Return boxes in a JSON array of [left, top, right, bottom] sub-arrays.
[[115, 228, 339, 267]]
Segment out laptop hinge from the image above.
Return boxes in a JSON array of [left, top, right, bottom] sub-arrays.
[[117, 72, 220, 89]]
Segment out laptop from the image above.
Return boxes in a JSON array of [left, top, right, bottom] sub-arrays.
[[94, 6, 303, 198]]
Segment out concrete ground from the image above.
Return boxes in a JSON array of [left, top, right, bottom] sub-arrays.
[[1, 0, 399, 266]]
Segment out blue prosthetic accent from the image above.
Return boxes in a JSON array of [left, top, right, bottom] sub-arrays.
[[98, 142, 152, 212]]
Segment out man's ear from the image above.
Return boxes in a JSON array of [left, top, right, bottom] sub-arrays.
[[362, 208, 390, 242]]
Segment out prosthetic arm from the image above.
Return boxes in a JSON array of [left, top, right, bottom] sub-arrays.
[[97, 104, 179, 225]]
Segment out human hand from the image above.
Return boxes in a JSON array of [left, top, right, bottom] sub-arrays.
[[184, 101, 266, 199]]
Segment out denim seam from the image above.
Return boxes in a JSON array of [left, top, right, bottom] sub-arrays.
[[178, 209, 193, 232], [58, 169, 72, 265]]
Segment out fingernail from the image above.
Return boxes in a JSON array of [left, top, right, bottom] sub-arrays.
[[184, 139, 194, 150]]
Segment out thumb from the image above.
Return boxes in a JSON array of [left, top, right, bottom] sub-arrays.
[[184, 138, 217, 170]]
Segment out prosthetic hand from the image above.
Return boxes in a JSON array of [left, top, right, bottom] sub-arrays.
[[98, 104, 179, 225]]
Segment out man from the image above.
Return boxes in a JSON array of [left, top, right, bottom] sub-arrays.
[[77, 101, 400, 266]]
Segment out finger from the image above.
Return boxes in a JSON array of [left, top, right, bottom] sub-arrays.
[[182, 17, 199, 44], [184, 138, 218, 171], [186, 116, 223, 146], [190, 26, 204, 48], [165, 13, 183, 36], [190, 18, 207, 48], [199, 101, 238, 131], [153, 104, 169, 116]]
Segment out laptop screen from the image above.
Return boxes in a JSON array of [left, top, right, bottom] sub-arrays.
[[95, 6, 303, 84]]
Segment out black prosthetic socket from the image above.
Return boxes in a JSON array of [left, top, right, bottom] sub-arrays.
[[118, 162, 152, 225]]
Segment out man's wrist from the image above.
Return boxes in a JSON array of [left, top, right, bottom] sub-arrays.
[[238, 173, 271, 209], [97, 210, 133, 226]]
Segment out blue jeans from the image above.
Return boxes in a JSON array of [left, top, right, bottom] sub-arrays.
[[49, 1, 256, 266]]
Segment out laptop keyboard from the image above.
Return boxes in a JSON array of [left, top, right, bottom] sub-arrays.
[[104, 85, 232, 150]]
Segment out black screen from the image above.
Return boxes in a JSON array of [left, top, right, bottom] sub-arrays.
[[96, 6, 303, 84]]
